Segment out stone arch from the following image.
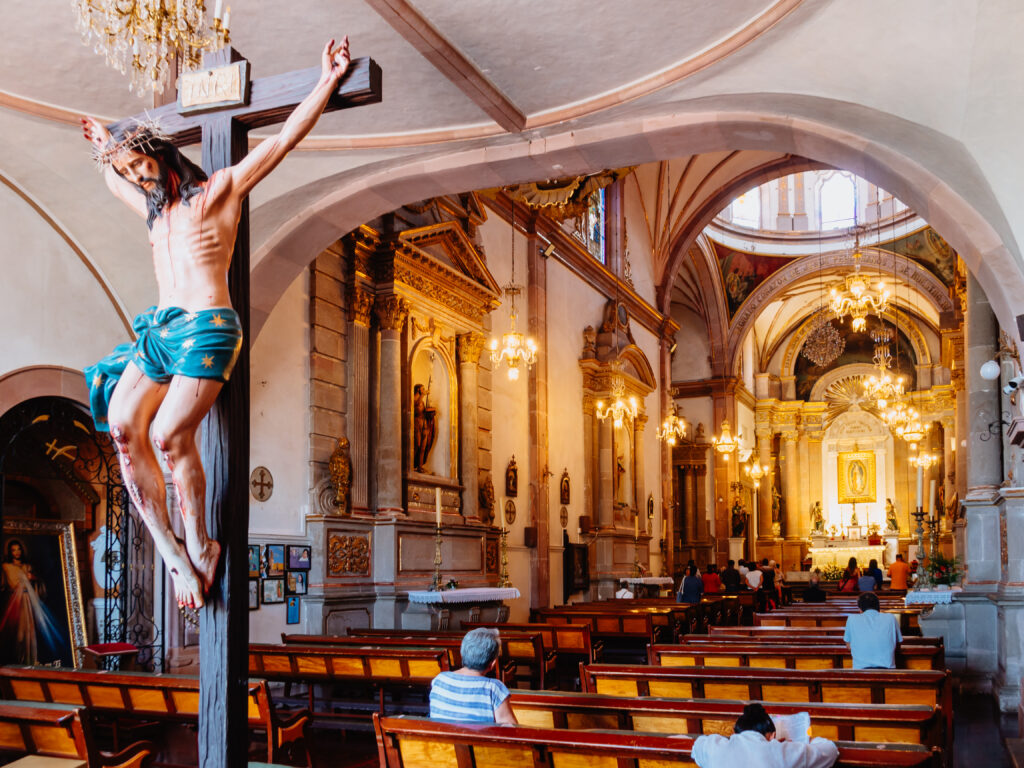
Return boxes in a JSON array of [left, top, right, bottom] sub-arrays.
[[809, 363, 879, 403], [247, 97, 1022, 358], [0, 366, 88, 417]]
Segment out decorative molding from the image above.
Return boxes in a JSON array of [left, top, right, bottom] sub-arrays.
[[348, 285, 374, 326], [374, 295, 410, 332], [327, 534, 371, 576], [457, 332, 487, 365]]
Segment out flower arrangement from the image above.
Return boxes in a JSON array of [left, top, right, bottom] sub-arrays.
[[921, 552, 962, 586], [820, 563, 846, 581]]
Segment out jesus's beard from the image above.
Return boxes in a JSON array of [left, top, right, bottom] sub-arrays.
[[137, 163, 172, 227]]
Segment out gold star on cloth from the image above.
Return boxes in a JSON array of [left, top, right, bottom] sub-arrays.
[[210, 314, 226, 327], [92, 375, 102, 387], [201, 355, 215, 369]]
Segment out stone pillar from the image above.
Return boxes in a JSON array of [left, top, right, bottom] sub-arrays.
[[695, 465, 709, 543], [374, 295, 409, 515], [798, 431, 810, 539], [757, 433, 773, 541], [634, 414, 647, 534], [348, 286, 374, 513], [942, 416, 956, 532], [964, 272, 1002, 590], [598, 417, 614, 528], [527, 224, 550, 610], [583, 396, 597, 527], [457, 332, 486, 520], [782, 431, 799, 539], [683, 467, 697, 545], [807, 432, 824, 532], [660, 337, 674, 576]]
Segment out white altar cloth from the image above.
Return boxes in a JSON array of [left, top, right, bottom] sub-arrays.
[[625, 577, 674, 586], [407, 587, 521, 604], [905, 588, 961, 605], [807, 542, 885, 570]]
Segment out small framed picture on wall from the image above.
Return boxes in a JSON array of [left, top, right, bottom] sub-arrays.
[[247, 545, 260, 579], [261, 578, 285, 604], [286, 596, 300, 625], [286, 545, 311, 570], [248, 579, 259, 610], [286, 571, 307, 595], [265, 544, 285, 576]]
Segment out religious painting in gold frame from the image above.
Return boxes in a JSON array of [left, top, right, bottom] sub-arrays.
[[837, 451, 876, 505]]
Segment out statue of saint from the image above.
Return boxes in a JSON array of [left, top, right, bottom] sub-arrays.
[[412, 380, 438, 473], [731, 498, 747, 537], [885, 498, 900, 532], [810, 501, 824, 533], [80, 38, 353, 610], [771, 485, 782, 523], [615, 454, 627, 503], [505, 456, 518, 497]]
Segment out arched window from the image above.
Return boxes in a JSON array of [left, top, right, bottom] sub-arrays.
[[730, 187, 760, 229], [818, 172, 856, 230]]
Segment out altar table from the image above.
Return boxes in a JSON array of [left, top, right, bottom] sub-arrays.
[[807, 541, 885, 570], [403, 587, 521, 630]]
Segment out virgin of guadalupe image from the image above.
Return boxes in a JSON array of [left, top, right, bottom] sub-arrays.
[[0, 539, 68, 665], [848, 460, 867, 496]]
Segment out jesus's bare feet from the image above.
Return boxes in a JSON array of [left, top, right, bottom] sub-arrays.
[[163, 544, 207, 609], [186, 538, 221, 597]]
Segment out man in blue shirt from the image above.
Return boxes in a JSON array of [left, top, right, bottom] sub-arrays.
[[429, 627, 518, 724], [843, 592, 902, 669]]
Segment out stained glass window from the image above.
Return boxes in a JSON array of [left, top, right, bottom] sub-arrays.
[[576, 188, 606, 263]]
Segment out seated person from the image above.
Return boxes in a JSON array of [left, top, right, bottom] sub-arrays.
[[677, 565, 704, 604], [838, 557, 860, 592], [720, 559, 742, 592], [429, 628, 518, 724], [702, 564, 722, 594], [615, 579, 635, 599], [692, 702, 838, 767], [843, 592, 902, 669], [803, 570, 827, 603], [864, 558, 884, 589], [856, 571, 877, 592], [888, 553, 910, 591]]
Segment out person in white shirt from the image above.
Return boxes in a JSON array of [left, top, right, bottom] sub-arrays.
[[843, 592, 902, 669], [745, 565, 763, 590], [692, 702, 838, 768], [737, 559, 750, 579], [615, 579, 635, 599]]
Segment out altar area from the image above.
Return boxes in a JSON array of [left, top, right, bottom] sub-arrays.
[[807, 539, 886, 570]]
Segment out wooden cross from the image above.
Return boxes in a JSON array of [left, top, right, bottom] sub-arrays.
[[108, 47, 381, 768]]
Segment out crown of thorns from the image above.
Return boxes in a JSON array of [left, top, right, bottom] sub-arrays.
[[93, 119, 171, 171]]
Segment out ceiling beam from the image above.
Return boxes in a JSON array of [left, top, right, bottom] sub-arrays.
[[366, 0, 526, 132]]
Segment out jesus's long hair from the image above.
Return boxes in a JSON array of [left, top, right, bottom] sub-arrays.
[[112, 133, 209, 229]]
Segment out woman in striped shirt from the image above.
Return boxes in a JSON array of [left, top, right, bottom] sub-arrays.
[[428, 627, 518, 724]]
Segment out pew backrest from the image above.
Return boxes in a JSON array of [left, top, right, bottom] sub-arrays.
[[649, 642, 945, 670]]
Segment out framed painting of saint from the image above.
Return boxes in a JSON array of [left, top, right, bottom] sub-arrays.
[[837, 451, 877, 505], [0, 519, 87, 668]]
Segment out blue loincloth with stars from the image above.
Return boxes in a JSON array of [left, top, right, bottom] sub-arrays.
[[84, 306, 243, 432]]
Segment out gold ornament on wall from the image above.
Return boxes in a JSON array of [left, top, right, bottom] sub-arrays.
[[837, 451, 877, 505], [504, 499, 517, 525], [328, 438, 352, 514]]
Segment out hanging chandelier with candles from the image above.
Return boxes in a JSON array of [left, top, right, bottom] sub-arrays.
[[745, 458, 765, 489], [829, 233, 889, 332], [596, 362, 639, 429], [489, 202, 539, 381], [894, 410, 930, 449], [656, 403, 686, 446], [909, 451, 939, 471], [712, 419, 740, 455], [74, 0, 231, 97], [863, 328, 905, 410], [801, 310, 845, 368]]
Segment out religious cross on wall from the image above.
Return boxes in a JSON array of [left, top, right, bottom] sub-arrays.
[[107, 47, 380, 768]]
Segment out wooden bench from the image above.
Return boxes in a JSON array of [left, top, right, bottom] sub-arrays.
[[248, 643, 450, 724], [531, 607, 665, 653], [0, 666, 310, 766], [341, 628, 555, 689], [649, 642, 946, 670], [707, 626, 943, 646], [373, 714, 940, 767], [0, 699, 156, 768], [507, 689, 944, 748], [755, 610, 918, 634]]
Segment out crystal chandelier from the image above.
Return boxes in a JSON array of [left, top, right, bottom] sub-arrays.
[[712, 419, 740, 455], [745, 459, 765, 489], [863, 329, 905, 410], [489, 203, 539, 381], [596, 362, 638, 429], [801, 311, 845, 368], [829, 234, 889, 332], [656, 403, 686, 446], [74, 0, 231, 97], [894, 411, 930, 449], [909, 451, 939, 471], [882, 400, 916, 431]]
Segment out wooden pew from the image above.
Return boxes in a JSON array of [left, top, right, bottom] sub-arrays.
[[507, 689, 944, 748], [0, 699, 156, 768], [459, 622, 603, 664], [248, 643, 450, 724], [755, 610, 918, 634], [0, 666, 310, 766], [648, 642, 945, 671], [708, 625, 943, 646], [285, 631, 550, 689], [373, 714, 941, 767], [531, 606, 666, 649]]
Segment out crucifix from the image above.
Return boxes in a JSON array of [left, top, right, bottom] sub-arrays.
[[84, 42, 381, 768]]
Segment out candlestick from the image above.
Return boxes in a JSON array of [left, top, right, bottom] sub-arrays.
[[435, 487, 442, 526], [928, 479, 937, 520], [915, 463, 923, 512]]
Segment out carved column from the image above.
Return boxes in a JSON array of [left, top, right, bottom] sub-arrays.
[[527, 222, 550, 610], [757, 431, 773, 541], [684, 466, 697, 545], [598, 416, 614, 528], [782, 431, 800, 538], [583, 395, 597, 527], [374, 295, 409, 515], [457, 332, 486, 521], [634, 413, 648, 534], [660, 336, 674, 575], [798, 430, 810, 539], [348, 286, 374, 513]]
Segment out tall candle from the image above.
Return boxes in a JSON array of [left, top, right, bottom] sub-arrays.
[[214, 0, 223, 19], [435, 487, 441, 526], [634, 513, 639, 537], [916, 463, 923, 511], [929, 479, 937, 519]]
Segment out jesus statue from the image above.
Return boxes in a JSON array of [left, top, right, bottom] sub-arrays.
[[80, 38, 351, 611]]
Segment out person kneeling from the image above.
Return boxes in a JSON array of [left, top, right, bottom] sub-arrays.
[[429, 627, 518, 724], [692, 702, 838, 767]]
